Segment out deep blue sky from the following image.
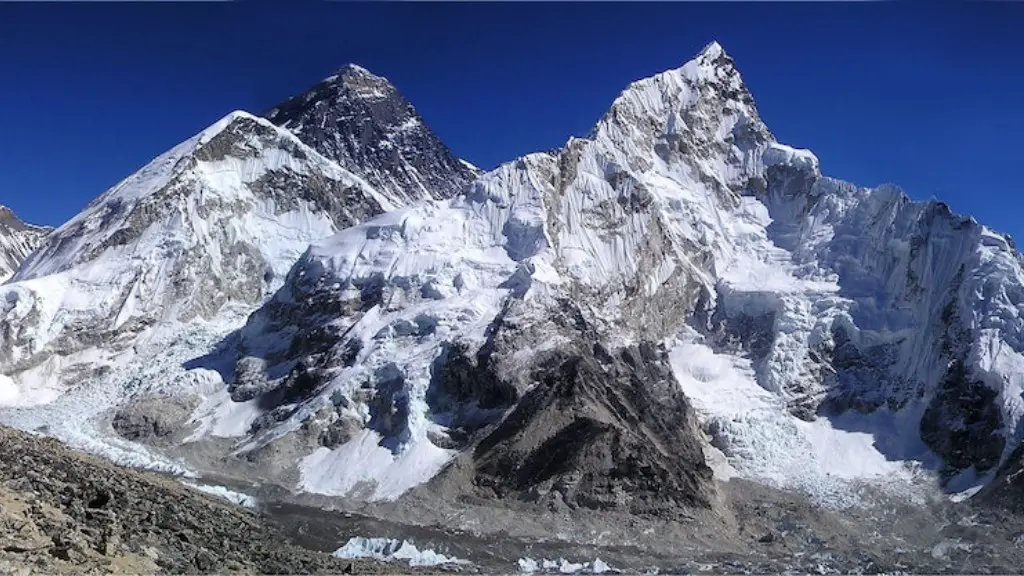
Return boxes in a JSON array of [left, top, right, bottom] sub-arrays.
[[1, 2, 1022, 241]]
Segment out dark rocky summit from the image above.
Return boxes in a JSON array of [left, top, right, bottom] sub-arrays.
[[264, 64, 477, 204]]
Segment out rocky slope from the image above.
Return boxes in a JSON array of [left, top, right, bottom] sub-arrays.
[[0, 425, 396, 575], [0, 205, 50, 282], [265, 64, 478, 203]]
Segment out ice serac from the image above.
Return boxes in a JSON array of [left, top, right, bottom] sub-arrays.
[[264, 64, 477, 203], [0, 206, 52, 282], [0, 110, 401, 407]]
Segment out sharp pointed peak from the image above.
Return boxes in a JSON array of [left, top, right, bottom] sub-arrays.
[[0, 205, 48, 233], [699, 40, 726, 60], [0, 205, 20, 229]]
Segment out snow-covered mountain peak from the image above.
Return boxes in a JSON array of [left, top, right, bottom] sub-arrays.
[[14, 110, 396, 283], [0, 108, 405, 406], [0, 206, 28, 230], [698, 40, 726, 60], [262, 64, 476, 202], [0, 205, 51, 282], [187, 44, 807, 503], [334, 63, 390, 87], [0, 205, 50, 236], [310, 63, 401, 104], [606, 41, 754, 114]]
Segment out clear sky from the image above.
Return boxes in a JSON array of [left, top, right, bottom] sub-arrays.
[[1, 2, 1022, 241]]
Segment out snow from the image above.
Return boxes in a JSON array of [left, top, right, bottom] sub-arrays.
[[0, 374, 19, 405], [763, 142, 820, 174], [669, 332, 927, 507], [179, 41, 1024, 503], [332, 537, 467, 567], [0, 206, 50, 281], [0, 107, 403, 408], [298, 429, 453, 500], [0, 314, 248, 477], [517, 557, 615, 574], [181, 481, 258, 508], [184, 385, 261, 441]]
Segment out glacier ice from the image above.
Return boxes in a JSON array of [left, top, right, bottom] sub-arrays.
[[332, 537, 467, 567]]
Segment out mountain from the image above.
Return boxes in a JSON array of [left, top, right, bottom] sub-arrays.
[[263, 64, 478, 203], [166, 41, 1024, 512], [0, 111, 402, 407], [4, 42, 1024, 530], [0, 205, 51, 282]]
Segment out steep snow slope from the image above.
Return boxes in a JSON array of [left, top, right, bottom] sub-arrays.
[[0, 111, 401, 407], [265, 64, 477, 203], [0, 206, 51, 282]]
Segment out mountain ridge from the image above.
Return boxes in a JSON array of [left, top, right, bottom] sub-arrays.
[[0, 42, 1022, 536], [0, 205, 52, 282]]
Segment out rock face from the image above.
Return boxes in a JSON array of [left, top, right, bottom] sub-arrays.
[[265, 64, 477, 203], [0, 205, 51, 281], [453, 342, 714, 516], [0, 425, 390, 575], [982, 443, 1024, 512]]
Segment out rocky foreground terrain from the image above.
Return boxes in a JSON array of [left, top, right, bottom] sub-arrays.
[[0, 425, 404, 575]]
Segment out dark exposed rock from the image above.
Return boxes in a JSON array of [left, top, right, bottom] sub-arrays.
[[428, 342, 518, 413], [437, 341, 714, 518], [818, 325, 920, 415], [111, 396, 198, 442], [264, 64, 476, 203], [981, 442, 1024, 512], [921, 360, 1005, 478], [367, 364, 411, 443]]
